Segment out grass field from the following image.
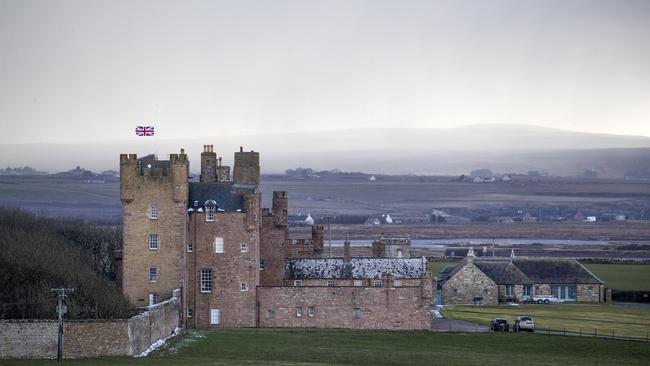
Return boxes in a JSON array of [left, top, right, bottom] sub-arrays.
[[3, 328, 650, 366], [442, 304, 650, 339], [427, 260, 459, 276], [583, 263, 650, 290]]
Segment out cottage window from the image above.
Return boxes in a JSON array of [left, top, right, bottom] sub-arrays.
[[296, 307, 303, 317], [187, 242, 193, 252], [266, 309, 274, 319], [294, 280, 303, 287], [394, 279, 401, 287], [505, 285, 514, 297], [215, 237, 224, 253], [240, 282, 249, 292], [210, 309, 220, 324], [352, 308, 362, 319], [200, 269, 213, 292], [149, 205, 158, 219], [308, 306, 315, 317], [523, 285, 532, 297], [373, 279, 382, 288], [327, 280, 336, 287], [354, 280, 363, 287], [148, 293, 158, 306], [148, 267, 158, 282], [241, 243, 248, 253], [206, 205, 215, 222], [148, 234, 160, 250]]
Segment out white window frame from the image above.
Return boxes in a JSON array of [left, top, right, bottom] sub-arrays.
[[148, 234, 160, 250], [296, 307, 303, 317], [148, 267, 158, 282], [374, 279, 382, 287], [240, 243, 248, 253], [214, 237, 224, 253], [354, 280, 363, 287], [187, 308, 193, 317], [308, 306, 315, 317], [206, 205, 215, 222], [148, 293, 158, 306], [149, 205, 158, 219], [505, 285, 515, 297], [210, 309, 220, 324], [259, 260, 265, 271], [294, 280, 303, 287], [394, 279, 401, 287], [327, 280, 336, 287], [187, 242, 193, 252], [200, 269, 213, 293], [240, 282, 249, 292]]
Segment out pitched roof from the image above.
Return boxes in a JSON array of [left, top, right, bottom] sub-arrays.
[[512, 259, 603, 284], [188, 182, 255, 212], [286, 258, 426, 279], [473, 260, 533, 285]]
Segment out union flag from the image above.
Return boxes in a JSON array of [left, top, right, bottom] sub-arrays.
[[135, 126, 155, 136]]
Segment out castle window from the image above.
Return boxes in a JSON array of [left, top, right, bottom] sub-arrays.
[[148, 267, 158, 282], [214, 237, 224, 253], [240, 282, 249, 292], [149, 205, 158, 219], [394, 279, 401, 287], [294, 280, 303, 287], [373, 279, 382, 288], [266, 309, 274, 319], [352, 308, 362, 319], [200, 269, 213, 292], [187, 308, 193, 317], [240, 243, 248, 253], [354, 280, 363, 287], [210, 309, 220, 324], [148, 293, 158, 306], [206, 205, 215, 222], [259, 260, 265, 271], [308, 306, 315, 317], [296, 307, 303, 317], [187, 242, 193, 252], [327, 280, 336, 287], [148, 234, 160, 250]]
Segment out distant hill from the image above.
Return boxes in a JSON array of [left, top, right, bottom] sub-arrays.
[[0, 125, 648, 177]]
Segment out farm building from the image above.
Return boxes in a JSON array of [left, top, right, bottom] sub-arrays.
[[436, 253, 604, 305]]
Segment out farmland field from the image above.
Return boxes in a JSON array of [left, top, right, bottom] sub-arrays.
[[583, 263, 650, 290], [3, 328, 650, 366], [442, 304, 650, 339]]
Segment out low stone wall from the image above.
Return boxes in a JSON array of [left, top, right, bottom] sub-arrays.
[[0, 289, 180, 359], [258, 286, 432, 330]]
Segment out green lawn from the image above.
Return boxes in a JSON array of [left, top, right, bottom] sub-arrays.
[[442, 304, 650, 339], [583, 263, 650, 291], [427, 260, 459, 277], [3, 328, 650, 366]]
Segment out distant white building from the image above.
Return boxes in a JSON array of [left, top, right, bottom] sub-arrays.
[[304, 213, 315, 225], [501, 174, 512, 182], [586, 216, 597, 222], [385, 214, 393, 224], [369, 175, 376, 181]]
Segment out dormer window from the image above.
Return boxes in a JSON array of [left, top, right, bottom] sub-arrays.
[[205, 200, 217, 222], [149, 205, 158, 219]]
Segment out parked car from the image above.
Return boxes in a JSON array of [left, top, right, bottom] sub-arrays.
[[490, 318, 510, 332], [514, 316, 535, 332], [531, 295, 560, 304]]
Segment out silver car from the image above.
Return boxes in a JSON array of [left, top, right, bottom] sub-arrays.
[[514, 316, 534, 332]]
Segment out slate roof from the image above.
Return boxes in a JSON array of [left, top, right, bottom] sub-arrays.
[[512, 259, 603, 284], [286, 258, 426, 279], [438, 258, 603, 285], [188, 182, 255, 212], [473, 260, 533, 285]]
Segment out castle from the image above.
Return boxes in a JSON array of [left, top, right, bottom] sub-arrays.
[[117, 145, 432, 330]]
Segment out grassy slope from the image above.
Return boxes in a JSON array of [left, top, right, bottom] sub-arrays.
[[427, 260, 459, 276], [583, 264, 650, 291], [442, 304, 650, 339], [3, 329, 650, 366]]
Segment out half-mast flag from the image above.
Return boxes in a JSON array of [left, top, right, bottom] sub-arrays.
[[135, 126, 155, 136]]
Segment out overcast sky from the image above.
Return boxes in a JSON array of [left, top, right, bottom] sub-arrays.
[[0, 0, 649, 144]]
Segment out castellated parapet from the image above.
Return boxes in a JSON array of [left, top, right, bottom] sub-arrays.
[[233, 146, 260, 185]]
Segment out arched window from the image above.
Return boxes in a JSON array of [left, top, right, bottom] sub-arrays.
[[205, 200, 217, 222]]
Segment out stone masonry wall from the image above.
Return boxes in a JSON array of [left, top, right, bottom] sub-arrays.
[[441, 262, 498, 305], [0, 321, 58, 358], [258, 286, 432, 330]]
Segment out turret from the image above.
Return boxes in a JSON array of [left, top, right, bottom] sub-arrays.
[[233, 146, 260, 185], [272, 191, 288, 227], [170, 148, 189, 203], [311, 224, 324, 253], [119, 153, 138, 202], [200, 145, 217, 183]]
